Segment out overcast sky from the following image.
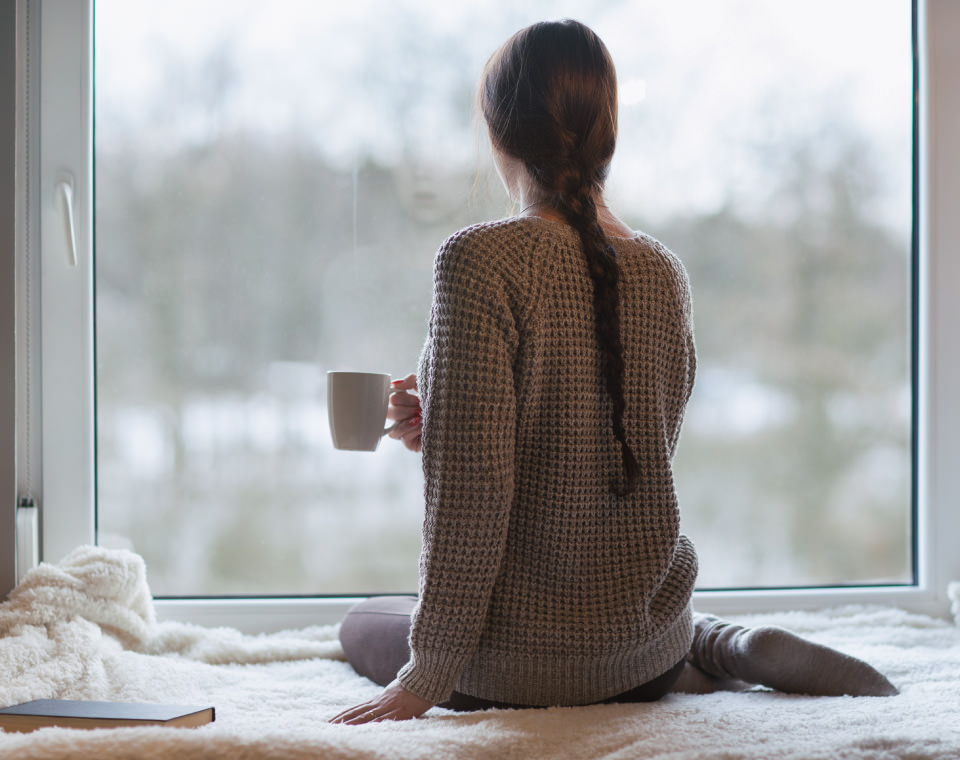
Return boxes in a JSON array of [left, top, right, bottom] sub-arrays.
[[95, 0, 912, 223]]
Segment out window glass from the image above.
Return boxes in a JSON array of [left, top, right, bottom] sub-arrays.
[[94, 0, 913, 595]]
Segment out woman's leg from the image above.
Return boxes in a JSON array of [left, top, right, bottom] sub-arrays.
[[682, 613, 898, 697], [341, 602, 897, 703], [339, 596, 520, 711], [339, 596, 418, 686]]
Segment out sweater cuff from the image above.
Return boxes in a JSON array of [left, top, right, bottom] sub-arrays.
[[396, 647, 469, 705]]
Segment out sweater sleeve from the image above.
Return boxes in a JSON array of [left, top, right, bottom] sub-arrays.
[[395, 230, 519, 704], [670, 251, 697, 459]]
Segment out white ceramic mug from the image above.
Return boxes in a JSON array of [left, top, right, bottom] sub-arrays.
[[327, 371, 393, 452]]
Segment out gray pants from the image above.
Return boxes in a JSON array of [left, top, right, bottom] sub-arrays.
[[339, 595, 685, 711]]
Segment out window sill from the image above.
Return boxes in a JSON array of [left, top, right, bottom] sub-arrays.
[[154, 584, 952, 636]]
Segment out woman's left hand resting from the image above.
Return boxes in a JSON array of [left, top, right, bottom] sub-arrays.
[[329, 680, 434, 725]]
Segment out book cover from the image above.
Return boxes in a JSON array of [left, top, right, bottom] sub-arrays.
[[0, 699, 215, 732]]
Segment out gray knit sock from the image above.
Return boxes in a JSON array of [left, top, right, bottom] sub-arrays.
[[688, 614, 898, 697]]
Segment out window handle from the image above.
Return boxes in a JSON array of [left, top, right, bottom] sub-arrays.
[[56, 174, 78, 267]]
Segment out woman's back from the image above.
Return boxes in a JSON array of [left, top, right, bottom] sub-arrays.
[[332, 19, 899, 722], [407, 215, 698, 706]]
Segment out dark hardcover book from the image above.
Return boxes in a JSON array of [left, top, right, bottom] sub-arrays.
[[0, 699, 215, 732]]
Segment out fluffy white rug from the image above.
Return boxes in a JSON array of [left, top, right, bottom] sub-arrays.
[[0, 546, 957, 760]]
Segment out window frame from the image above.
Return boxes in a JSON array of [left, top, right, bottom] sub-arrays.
[[0, 1, 18, 598], [6, 0, 958, 632]]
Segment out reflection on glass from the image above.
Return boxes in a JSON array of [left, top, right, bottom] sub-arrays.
[[95, 0, 912, 595]]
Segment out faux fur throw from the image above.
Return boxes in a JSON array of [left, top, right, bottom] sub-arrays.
[[0, 546, 957, 759]]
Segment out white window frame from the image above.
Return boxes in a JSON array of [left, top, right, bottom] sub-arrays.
[[0, 1, 18, 599], [5, 0, 958, 633]]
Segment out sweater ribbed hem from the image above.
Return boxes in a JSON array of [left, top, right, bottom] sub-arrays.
[[398, 603, 694, 707], [454, 603, 694, 707], [396, 648, 471, 705]]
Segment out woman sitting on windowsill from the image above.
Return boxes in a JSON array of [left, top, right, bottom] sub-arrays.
[[330, 19, 897, 725]]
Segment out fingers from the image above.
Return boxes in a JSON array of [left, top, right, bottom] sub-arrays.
[[387, 391, 422, 451], [334, 706, 405, 725], [330, 681, 434, 725], [330, 697, 396, 724], [392, 415, 422, 451], [386, 411, 421, 434], [329, 682, 432, 725], [329, 702, 386, 725], [385, 421, 421, 452], [389, 390, 421, 408], [384, 373, 422, 452], [328, 704, 369, 725], [390, 373, 418, 392], [387, 391, 421, 419]]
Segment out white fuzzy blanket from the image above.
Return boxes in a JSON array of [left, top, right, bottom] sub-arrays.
[[0, 547, 958, 759]]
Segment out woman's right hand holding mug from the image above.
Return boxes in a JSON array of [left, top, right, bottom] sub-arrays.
[[387, 373, 422, 452]]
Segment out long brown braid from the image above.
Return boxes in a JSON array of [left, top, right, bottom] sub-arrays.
[[480, 20, 640, 494]]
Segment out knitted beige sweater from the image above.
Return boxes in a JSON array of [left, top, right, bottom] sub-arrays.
[[397, 216, 698, 706]]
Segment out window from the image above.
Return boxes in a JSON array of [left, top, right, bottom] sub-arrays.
[[11, 0, 960, 628]]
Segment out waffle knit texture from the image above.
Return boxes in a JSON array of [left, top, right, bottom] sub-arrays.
[[396, 216, 698, 706]]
